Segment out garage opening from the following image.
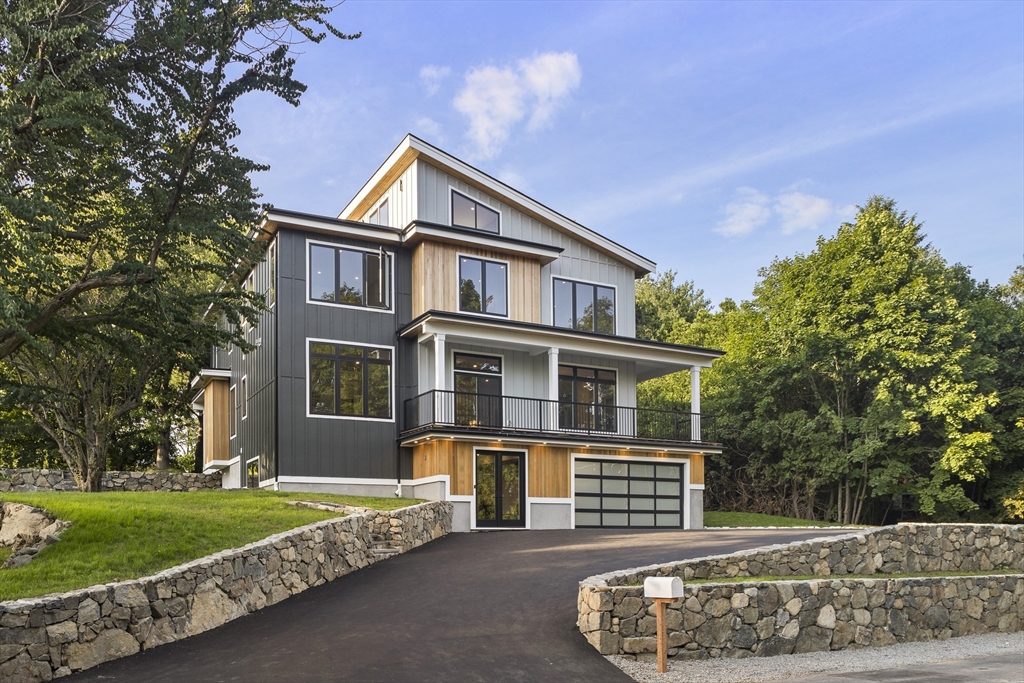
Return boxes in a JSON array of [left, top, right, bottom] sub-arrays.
[[574, 458, 684, 528]]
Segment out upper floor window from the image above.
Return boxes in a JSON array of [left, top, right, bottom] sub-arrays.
[[309, 243, 390, 310], [309, 341, 392, 419], [451, 190, 499, 234], [553, 278, 615, 334], [367, 199, 389, 226], [459, 256, 507, 317]]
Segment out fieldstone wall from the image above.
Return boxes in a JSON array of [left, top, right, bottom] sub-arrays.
[[0, 469, 222, 493], [0, 501, 452, 682], [578, 524, 1024, 661]]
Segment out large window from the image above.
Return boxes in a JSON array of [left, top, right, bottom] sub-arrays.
[[459, 256, 508, 316], [309, 342, 392, 419], [559, 365, 617, 432], [553, 279, 615, 334], [309, 244, 390, 309], [454, 353, 502, 427], [367, 199, 388, 226], [451, 190, 499, 233]]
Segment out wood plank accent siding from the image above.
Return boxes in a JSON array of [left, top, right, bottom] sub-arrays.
[[528, 446, 570, 498], [411, 241, 541, 323], [203, 378, 230, 464], [411, 439, 704, 498]]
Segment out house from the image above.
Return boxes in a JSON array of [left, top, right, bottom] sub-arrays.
[[192, 135, 724, 532]]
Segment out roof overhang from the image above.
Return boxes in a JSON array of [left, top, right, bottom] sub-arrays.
[[398, 431, 722, 454], [402, 221, 563, 264], [338, 135, 657, 277], [400, 311, 724, 381], [259, 209, 402, 244]]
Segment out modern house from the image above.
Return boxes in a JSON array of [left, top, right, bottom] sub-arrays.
[[192, 135, 724, 532]]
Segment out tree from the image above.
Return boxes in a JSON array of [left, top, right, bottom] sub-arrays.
[[643, 197, 1002, 524], [635, 271, 710, 341], [1, 0, 359, 489], [0, 0, 358, 360]]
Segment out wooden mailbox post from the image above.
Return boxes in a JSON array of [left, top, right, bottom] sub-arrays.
[[643, 576, 684, 673]]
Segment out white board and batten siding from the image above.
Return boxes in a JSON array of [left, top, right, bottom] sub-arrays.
[[415, 161, 639, 338]]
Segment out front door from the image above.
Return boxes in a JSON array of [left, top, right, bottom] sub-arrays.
[[475, 451, 525, 528]]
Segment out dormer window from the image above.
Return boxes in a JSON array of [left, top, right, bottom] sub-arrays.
[[451, 189, 499, 233], [367, 199, 388, 226]]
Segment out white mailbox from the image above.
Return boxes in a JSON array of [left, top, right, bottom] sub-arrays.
[[644, 576, 683, 599]]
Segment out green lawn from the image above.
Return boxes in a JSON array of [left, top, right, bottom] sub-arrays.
[[705, 511, 853, 528], [0, 490, 415, 601]]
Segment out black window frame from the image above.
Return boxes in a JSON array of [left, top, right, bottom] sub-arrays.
[[552, 278, 616, 334], [308, 341, 393, 419], [308, 243, 391, 310], [451, 189, 500, 234], [574, 459, 684, 529], [558, 365, 617, 432], [458, 255, 509, 317]]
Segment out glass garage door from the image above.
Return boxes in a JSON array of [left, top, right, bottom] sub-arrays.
[[574, 459, 684, 528]]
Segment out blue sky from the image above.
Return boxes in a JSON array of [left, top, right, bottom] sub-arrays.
[[234, 1, 1024, 306]]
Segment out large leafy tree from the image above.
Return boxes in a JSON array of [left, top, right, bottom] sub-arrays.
[[1, 0, 358, 489], [645, 198, 1003, 523]]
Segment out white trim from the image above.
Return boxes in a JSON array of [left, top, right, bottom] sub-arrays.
[[204, 456, 240, 473], [229, 383, 238, 440], [258, 477, 279, 489], [455, 252, 511, 319], [550, 274, 619, 336], [471, 446, 529, 531], [570, 452, 692, 530], [527, 497, 572, 505], [199, 369, 232, 379], [267, 239, 277, 309], [305, 238, 396, 314], [449, 186, 502, 235], [305, 337, 397, 423], [240, 374, 248, 421], [690, 484, 705, 490], [277, 475, 401, 486]]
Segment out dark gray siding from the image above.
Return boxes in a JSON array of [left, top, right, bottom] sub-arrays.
[[217, 238, 278, 486], [275, 228, 414, 480]]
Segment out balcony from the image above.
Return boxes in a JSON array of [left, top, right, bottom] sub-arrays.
[[402, 390, 717, 446]]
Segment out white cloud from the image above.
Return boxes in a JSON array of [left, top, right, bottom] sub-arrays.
[[414, 117, 443, 141], [714, 188, 771, 237], [419, 65, 451, 96], [519, 52, 582, 131], [453, 52, 582, 160], [775, 191, 835, 234]]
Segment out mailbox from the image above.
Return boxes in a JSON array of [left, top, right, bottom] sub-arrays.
[[644, 576, 683, 599]]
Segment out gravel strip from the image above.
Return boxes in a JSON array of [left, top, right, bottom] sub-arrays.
[[608, 632, 1024, 683]]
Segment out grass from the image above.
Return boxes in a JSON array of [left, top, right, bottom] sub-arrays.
[[0, 490, 418, 601], [705, 511, 855, 528]]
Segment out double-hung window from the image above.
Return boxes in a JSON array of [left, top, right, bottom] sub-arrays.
[[309, 244, 390, 309], [553, 278, 616, 334], [309, 342, 392, 419], [459, 256, 507, 317], [451, 190, 500, 233]]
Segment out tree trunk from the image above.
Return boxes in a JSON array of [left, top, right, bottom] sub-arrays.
[[155, 425, 171, 471]]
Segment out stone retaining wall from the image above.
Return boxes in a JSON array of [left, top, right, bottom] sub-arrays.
[[0, 501, 452, 681], [578, 524, 1024, 661], [0, 469, 222, 493]]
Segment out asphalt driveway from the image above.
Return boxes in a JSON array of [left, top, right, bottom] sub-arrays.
[[71, 527, 848, 683]]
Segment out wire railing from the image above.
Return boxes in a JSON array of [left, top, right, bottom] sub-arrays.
[[402, 390, 715, 444]]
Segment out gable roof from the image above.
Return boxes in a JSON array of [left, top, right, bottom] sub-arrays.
[[338, 135, 657, 276]]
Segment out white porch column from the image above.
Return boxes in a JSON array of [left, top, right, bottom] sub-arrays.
[[691, 367, 702, 442], [547, 347, 559, 431], [434, 334, 447, 423]]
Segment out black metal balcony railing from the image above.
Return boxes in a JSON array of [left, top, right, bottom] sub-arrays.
[[402, 390, 716, 444]]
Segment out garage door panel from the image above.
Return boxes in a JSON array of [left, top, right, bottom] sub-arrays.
[[574, 458, 685, 529]]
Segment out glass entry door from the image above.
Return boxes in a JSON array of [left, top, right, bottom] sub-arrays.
[[475, 451, 525, 528]]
